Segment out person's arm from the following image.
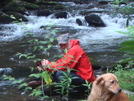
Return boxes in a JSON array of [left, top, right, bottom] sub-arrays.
[[46, 50, 81, 72]]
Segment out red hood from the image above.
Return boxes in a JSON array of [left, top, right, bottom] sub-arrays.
[[70, 39, 80, 48]]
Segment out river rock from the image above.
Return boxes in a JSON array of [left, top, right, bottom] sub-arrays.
[[37, 9, 52, 17], [54, 12, 68, 19], [85, 14, 106, 27], [0, 12, 13, 24], [6, 12, 28, 22], [27, 80, 42, 89], [76, 18, 83, 26], [3, 1, 39, 14]]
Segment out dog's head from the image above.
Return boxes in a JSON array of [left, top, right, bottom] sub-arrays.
[[95, 73, 122, 94]]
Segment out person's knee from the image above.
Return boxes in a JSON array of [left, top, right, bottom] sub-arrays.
[[55, 70, 64, 77], [52, 70, 64, 83]]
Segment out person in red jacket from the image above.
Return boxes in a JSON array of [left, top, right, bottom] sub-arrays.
[[37, 33, 96, 92]]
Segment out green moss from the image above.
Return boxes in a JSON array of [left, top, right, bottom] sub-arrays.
[[54, 5, 66, 10], [36, 1, 57, 5]]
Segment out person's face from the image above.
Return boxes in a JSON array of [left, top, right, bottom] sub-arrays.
[[59, 43, 69, 50]]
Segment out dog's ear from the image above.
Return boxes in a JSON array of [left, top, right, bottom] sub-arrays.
[[96, 77, 104, 85]]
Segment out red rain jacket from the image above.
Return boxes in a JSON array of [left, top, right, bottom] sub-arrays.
[[47, 39, 96, 83]]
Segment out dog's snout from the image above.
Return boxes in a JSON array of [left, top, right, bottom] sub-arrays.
[[114, 88, 122, 94], [118, 88, 122, 93]]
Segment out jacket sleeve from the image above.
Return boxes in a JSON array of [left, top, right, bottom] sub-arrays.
[[46, 49, 81, 72]]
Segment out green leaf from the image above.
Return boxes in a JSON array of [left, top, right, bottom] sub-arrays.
[[47, 44, 52, 49], [33, 46, 38, 51], [46, 27, 51, 30], [10, 15, 16, 20], [29, 89, 42, 97], [19, 54, 28, 59], [16, 52, 21, 56], [2, 75, 15, 80], [42, 71, 52, 84], [29, 73, 41, 78], [38, 41, 47, 44], [119, 58, 134, 64], [119, 40, 134, 46], [12, 80, 23, 84], [51, 30, 56, 35], [127, 27, 134, 35], [64, 48, 68, 53], [24, 87, 32, 92], [25, 32, 33, 35], [116, 31, 129, 35], [18, 83, 27, 89], [12, 21, 19, 23], [27, 55, 36, 59], [50, 38, 54, 42], [118, 46, 134, 52], [45, 34, 51, 38], [27, 53, 32, 55], [116, 31, 133, 37]]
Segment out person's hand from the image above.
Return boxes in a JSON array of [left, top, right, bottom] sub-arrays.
[[41, 59, 49, 67], [36, 66, 43, 72]]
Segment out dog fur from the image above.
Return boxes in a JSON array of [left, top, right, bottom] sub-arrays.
[[87, 73, 129, 101]]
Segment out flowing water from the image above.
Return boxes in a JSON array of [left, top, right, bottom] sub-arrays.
[[0, 1, 133, 101]]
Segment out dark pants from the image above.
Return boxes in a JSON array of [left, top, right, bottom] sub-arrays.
[[52, 70, 87, 93]]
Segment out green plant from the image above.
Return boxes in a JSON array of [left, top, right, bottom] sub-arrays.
[[117, 26, 134, 64], [114, 69, 134, 101], [54, 67, 78, 101], [82, 80, 91, 96], [2, 75, 15, 80], [114, 70, 134, 92], [112, 0, 122, 5]]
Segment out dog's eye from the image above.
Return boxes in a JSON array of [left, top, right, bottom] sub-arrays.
[[110, 81, 114, 84]]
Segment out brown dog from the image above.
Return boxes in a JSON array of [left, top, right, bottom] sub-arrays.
[[87, 73, 129, 101]]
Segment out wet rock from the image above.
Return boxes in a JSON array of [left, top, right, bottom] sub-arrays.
[[76, 18, 83, 26], [54, 12, 68, 19], [6, 12, 28, 22], [3, 1, 39, 14], [22, 0, 37, 3], [54, 4, 66, 10], [99, 1, 109, 5], [36, 1, 58, 5], [27, 80, 42, 89], [37, 10, 52, 17], [85, 14, 106, 27], [0, 12, 13, 24], [3, 1, 27, 14]]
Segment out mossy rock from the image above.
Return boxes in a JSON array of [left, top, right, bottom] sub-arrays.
[[3, 1, 39, 14], [19, 1, 39, 10], [3, 1, 27, 13], [0, 12, 13, 24], [6, 12, 28, 22], [36, 1, 58, 5], [54, 4, 66, 10]]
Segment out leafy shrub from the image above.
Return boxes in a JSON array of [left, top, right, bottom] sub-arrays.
[[115, 70, 134, 92], [117, 26, 134, 64]]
